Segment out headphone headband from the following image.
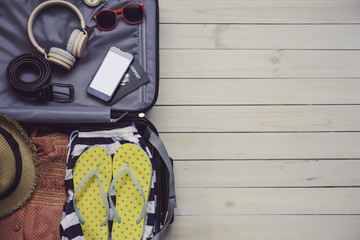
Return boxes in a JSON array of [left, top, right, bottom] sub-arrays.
[[27, 0, 87, 57]]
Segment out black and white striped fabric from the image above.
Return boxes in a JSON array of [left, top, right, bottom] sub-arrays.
[[60, 122, 156, 240]]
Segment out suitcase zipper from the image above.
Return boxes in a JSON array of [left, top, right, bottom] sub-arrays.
[[112, 0, 159, 116], [135, 0, 147, 107], [110, 112, 145, 122]]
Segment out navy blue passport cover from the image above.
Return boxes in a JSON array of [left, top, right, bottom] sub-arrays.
[[110, 58, 150, 105]]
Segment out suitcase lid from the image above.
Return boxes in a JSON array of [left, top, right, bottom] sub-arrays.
[[0, 0, 159, 123]]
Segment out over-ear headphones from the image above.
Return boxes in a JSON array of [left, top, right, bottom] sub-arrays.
[[27, 0, 88, 70]]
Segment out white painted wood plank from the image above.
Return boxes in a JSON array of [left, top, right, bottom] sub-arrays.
[[147, 106, 360, 132], [160, 50, 360, 78], [157, 79, 360, 105], [175, 188, 360, 215], [160, 133, 360, 159], [158, 1, 360, 240], [165, 215, 360, 240], [174, 160, 360, 187], [160, 24, 360, 50], [159, 0, 360, 23]]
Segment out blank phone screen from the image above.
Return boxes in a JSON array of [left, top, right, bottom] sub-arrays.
[[89, 50, 132, 96]]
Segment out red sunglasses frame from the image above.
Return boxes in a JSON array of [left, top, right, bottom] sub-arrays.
[[93, 3, 145, 31]]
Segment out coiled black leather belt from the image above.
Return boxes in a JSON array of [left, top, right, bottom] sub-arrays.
[[6, 53, 74, 102]]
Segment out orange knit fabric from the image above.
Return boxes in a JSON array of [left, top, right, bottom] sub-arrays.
[[0, 127, 68, 240]]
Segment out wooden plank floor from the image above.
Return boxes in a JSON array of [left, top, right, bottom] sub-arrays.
[[146, 0, 360, 239]]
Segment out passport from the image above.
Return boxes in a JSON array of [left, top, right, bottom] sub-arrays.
[[110, 57, 150, 105]]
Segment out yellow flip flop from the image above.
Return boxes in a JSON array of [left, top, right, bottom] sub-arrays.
[[110, 144, 152, 240], [73, 146, 112, 240]]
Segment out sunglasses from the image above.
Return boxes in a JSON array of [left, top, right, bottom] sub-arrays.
[[93, 3, 145, 31]]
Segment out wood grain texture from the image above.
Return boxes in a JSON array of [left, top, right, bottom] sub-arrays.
[[147, 106, 360, 132], [156, 79, 360, 105], [160, 24, 360, 50], [159, 0, 360, 23], [156, 0, 360, 238], [175, 188, 360, 215], [160, 50, 360, 78], [174, 160, 360, 187], [165, 216, 360, 240], [160, 132, 360, 160]]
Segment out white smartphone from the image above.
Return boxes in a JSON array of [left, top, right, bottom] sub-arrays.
[[87, 47, 133, 102]]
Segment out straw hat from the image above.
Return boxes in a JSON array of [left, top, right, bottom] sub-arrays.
[[0, 113, 38, 218]]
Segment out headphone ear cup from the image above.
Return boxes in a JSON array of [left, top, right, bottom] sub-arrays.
[[67, 29, 88, 58], [66, 29, 80, 56], [48, 47, 76, 70]]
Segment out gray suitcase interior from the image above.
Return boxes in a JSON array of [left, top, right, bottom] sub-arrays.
[[0, 0, 158, 123]]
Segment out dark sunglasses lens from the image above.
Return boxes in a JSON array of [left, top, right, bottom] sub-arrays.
[[123, 4, 144, 23], [96, 11, 116, 30]]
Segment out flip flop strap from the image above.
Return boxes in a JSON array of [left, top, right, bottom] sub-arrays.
[[73, 166, 110, 226], [109, 164, 146, 225]]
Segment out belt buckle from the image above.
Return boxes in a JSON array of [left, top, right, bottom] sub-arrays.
[[50, 82, 74, 103]]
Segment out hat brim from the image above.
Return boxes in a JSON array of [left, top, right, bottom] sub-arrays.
[[0, 113, 38, 218]]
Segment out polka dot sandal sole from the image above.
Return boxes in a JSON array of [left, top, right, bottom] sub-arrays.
[[112, 144, 152, 240], [73, 146, 112, 240]]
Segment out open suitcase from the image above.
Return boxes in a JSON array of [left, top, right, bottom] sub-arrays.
[[0, 0, 176, 239]]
